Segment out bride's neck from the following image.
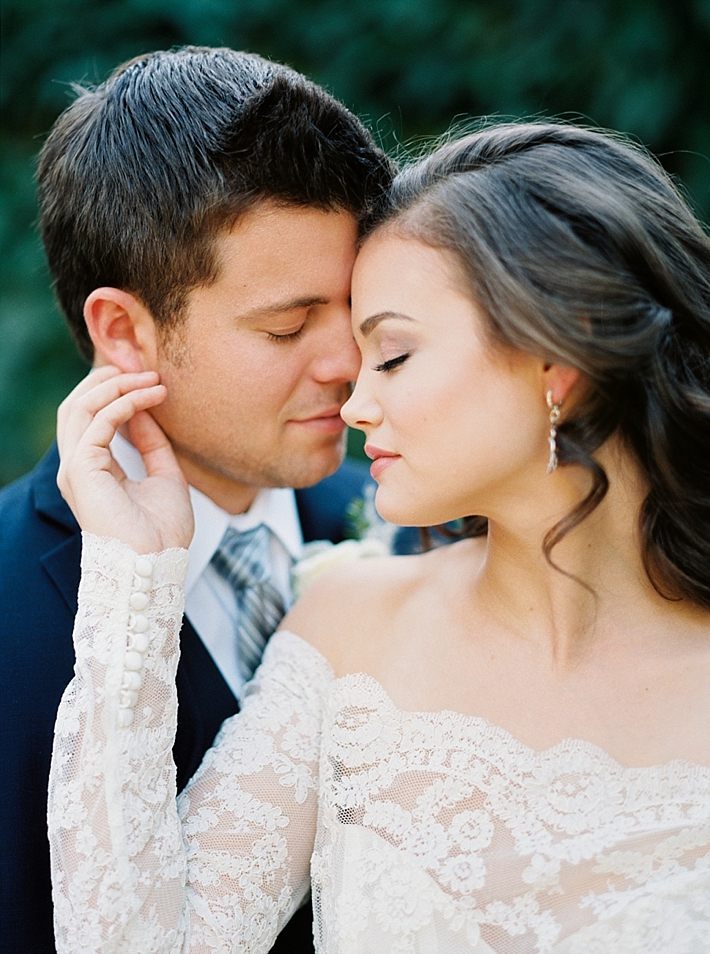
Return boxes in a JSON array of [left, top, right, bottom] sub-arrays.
[[470, 443, 702, 664]]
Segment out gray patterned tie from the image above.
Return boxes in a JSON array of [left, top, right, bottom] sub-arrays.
[[211, 523, 287, 683]]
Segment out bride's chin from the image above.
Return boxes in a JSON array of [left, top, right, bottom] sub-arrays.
[[372, 490, 410, 527], [373, 487, 452, 530]]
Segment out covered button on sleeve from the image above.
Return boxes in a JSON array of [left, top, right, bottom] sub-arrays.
[[118, 555, 155, 727]]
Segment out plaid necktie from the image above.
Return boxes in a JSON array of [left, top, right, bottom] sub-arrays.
[[211, 523, 287, 683]]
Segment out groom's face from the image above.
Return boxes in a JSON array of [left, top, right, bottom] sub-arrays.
[[148, 202, 360, 513]]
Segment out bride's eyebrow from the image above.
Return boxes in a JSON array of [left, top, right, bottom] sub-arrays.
[[359, 311, 415, 336]]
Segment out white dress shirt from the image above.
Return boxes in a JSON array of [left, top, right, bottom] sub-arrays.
[[111, 432, 303, 699]]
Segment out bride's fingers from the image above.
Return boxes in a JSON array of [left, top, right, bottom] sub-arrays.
[[127, 411, 186, 485], [55, 369, 194, 551], [75, 385, 168, 459], [58, 371, 162, 461], [59, 370, 160, 431], [58, 384, 167, 499], [57, 366, 122, 431]]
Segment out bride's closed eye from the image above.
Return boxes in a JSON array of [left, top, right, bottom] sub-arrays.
[[374, 353, 409, 373]]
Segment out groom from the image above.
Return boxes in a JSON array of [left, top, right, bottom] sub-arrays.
[[0, 47, 393, 953]]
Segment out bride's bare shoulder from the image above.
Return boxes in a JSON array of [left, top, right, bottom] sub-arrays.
[[282, 537, 485, 675]]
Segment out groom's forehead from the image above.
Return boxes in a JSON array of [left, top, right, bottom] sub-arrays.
[[204, 205, 357, 292], [167, 204, 357, 348]]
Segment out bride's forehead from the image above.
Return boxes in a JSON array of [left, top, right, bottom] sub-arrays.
[[353, 239, 475, 323], [353, 232, 461, 291]]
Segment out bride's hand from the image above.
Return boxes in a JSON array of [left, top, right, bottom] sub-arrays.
[[57, 366, 194, 554]]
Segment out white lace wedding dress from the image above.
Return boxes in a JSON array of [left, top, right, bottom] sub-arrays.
[[48, 536, 710, 953]]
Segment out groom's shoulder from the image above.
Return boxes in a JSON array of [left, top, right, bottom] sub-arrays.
[[0, 455, 38, 515], [0, 456, 47, 551], [0, 447, 82, 954], [0, 442, 75, 548], [0, 444, 80, 619]]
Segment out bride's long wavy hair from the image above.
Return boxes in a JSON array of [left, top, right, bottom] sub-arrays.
[[367, 122, 710, 608]]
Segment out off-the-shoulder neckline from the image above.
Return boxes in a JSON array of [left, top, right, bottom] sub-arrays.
[[274, 629, 710, 777]]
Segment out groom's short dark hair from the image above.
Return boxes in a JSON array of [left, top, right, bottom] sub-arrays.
[[38, 46, 394, 361]]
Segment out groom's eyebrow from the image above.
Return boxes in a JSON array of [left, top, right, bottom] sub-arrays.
[[237, 296, 329, 322], [359, 311, 415, 336]]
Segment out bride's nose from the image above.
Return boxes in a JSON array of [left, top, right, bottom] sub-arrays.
[[341, 376, 382, 431]]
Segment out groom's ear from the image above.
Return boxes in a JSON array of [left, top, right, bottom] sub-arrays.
[[84, 288, 159, 372]]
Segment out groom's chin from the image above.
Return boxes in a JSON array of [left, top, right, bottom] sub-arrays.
[[281, 433, 349, 490]]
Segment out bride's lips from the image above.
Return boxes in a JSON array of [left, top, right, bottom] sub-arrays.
[[364, 444, 401, 480], [289, 407, 347, 434]]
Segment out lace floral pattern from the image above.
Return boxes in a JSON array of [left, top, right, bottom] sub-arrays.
[[313, 676, 710, 953], [49, 535, 710, 953], [49, 534, 330, 954]]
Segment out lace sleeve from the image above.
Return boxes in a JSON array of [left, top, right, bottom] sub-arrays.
[[48, 533, 332, 954]]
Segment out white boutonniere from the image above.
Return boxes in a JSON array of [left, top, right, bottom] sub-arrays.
[[291, 485, 395, 598]]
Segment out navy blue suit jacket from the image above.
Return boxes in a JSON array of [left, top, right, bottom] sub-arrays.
[[0, 443, 375, 954]]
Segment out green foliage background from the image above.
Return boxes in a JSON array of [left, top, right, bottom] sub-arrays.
[[2, 0, 709, 485]]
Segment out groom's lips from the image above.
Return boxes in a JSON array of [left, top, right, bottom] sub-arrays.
[[290, 406, 346, 434], [364, 444, 401, 480]]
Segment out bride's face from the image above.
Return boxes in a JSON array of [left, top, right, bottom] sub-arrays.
[[342, 231, 549, 527]]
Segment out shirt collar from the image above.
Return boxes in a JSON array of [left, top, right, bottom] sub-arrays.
[[110, 431, 303, 594]]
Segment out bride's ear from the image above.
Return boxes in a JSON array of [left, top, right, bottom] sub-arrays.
[[84, 288, 159, 372], [541, 362, 581, 407]]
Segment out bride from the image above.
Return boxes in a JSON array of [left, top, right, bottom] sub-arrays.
[[49, 123, 710, 953]]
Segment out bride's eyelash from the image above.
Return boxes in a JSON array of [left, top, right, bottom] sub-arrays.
[[267, 328, 305, 343], [374, 353, 410, 373]]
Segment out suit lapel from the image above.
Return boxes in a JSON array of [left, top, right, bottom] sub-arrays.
[[40, 535, 83, 614], [174, 614, 239, 791], [32, 443, 83, 613]]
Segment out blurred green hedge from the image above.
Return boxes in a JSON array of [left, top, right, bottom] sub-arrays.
[[2, 0, 709, 485]]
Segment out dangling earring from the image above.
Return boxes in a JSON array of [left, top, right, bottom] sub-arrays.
[[546, 391, 563, 473]]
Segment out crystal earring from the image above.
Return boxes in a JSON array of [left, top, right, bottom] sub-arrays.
[[546, 390, 563, 473]]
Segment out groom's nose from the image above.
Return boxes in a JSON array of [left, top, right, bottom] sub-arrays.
[[310, 309, 362, 385]]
